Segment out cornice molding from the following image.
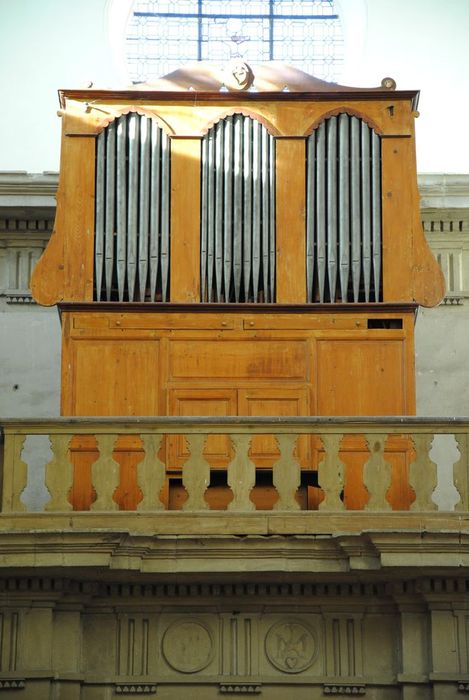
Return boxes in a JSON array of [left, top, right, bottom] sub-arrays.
[[0, 171, 467, 210], [418, 174, 469, 208]]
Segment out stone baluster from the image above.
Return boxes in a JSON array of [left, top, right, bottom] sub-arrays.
[[91, 435, 120, 511], [363, 433, 391, 511], [2, 434, 27, 512], [409, 434, 437, 511], [318, 434, 345, 511], [182, 434, 209, 511], [137, 434, 166, 511], [45, 435, 73, 511], [227, 435, 256, 512], [272, 434, 301, 511]]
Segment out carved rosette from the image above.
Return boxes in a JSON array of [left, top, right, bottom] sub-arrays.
[[265, 619, 317, 673]]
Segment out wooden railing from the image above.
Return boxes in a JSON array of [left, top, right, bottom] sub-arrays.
[[1, 418, 468, 514]]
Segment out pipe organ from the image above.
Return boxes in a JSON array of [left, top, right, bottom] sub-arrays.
[[31, 62, 444, 509]]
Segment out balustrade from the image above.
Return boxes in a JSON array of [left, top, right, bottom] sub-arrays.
[[1, 418, 468, 518]]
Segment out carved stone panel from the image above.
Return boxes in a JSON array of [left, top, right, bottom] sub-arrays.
[[161, 619, 215, 673]]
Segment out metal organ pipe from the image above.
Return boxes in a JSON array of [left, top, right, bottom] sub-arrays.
[[94, 114, 171, 302], [306, 113, 383, 303], [201, 115, 276, 303]]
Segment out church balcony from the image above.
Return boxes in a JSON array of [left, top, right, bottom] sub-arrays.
[[0, 417, 468, 580]]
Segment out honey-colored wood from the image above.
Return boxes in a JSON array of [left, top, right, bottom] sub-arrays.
[[316, 337, 408, 415], [31, 68, 446, 513], [275, 138, 306, 303], [170, 138, 201, 302], [381, 137, 414, 302]]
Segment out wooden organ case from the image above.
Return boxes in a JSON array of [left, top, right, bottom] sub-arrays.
[[32, 63, 444, 510]]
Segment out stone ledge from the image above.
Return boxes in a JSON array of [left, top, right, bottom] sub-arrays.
[[0, 519, 467, 577]]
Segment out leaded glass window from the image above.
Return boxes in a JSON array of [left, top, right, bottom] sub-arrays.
[[126, 0, 343, 83]]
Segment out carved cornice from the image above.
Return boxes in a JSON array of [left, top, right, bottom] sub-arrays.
[[0, 525, 467, 578], [0, 171, 467, 211], [418, 174, 469, 209]]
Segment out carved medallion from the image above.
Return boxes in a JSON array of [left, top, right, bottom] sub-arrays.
[[162, 620, 214, 673], [265, 620, 316, 673], [223, 60, 254, 91]]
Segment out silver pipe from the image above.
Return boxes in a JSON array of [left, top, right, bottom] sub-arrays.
[[350, 116, 361, 302], [116, 116, 127, 302], [261, 127, 270, 301], [127, 113, 139, 301], [316, 122, 326, 303], [338, 113, 350, 302], [223, 117, 233, 301], [243, 117, 253, 301], [206, 128, 215, 301], [138, 116, 150, 301], [215, 120, 224, 301], [104, 121, 116, 301], [326, 117, 337, 302], [361, 121, 371, 302], [252, 121, 261, 301], [233, 115, 243, 302]]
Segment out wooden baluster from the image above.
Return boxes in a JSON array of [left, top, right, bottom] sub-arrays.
[[227, 435, 256, 512], [182, 434, 209, 511], [409, 434, 437, 511], [454, 434, 469, 511], [137, 434, 165, 511], [318, 434, 345, 511], [363, 434, 392, 511], [272, 434, 300, 511], [45, 435, 73, 511], [91, 435, 120, 511], [2, 433, 27, 513]]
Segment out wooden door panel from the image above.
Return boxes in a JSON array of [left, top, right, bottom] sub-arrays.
[[316, 339, 406, 415], [71, 340, 160, 416], [238, 388, 310, 468], [167, 388, 237, 469]]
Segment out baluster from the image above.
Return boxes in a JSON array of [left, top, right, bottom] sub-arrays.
[[2, 433, 27, 512], [272, 434, 300, 511], [363, 434, 391, 511], [227, 435, 256, 512], [409, 434, 437, 511], [454, 434, 469, 511], [45, 435, 73, 511], [182, 434, 209, 510], [91, 435, 120, 511], [318, 434, 345, 511], [137, 434, 166, 511]]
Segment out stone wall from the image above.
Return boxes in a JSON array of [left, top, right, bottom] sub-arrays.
[[0, 575, 466, 699]]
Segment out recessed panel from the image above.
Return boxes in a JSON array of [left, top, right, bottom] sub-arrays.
[[169, 340, 308, 379], [71, 340, 159, 416], [317, 339, 406, 415]]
